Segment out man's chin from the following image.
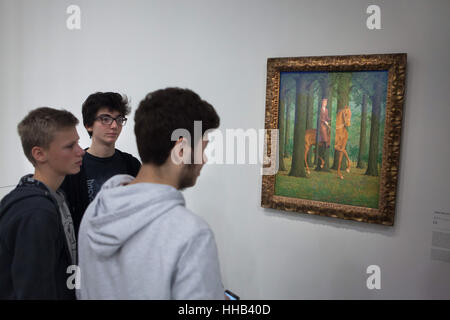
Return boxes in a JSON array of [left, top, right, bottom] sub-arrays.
[[178, 178, 198, 190], [69, 166, 82, 175], [103, 136, 118, 143]]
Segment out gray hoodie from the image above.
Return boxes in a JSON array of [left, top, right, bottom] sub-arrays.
[[77, 174, 224, 300]]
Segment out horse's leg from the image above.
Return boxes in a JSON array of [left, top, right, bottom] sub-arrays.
[[304, 143, 310, 175], [343, 149, 351, 173], [337, 150, 344, 179], [319, 143, 324, 168]]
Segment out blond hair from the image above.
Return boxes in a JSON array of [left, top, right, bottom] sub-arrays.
[[17, 107, 79, 165]]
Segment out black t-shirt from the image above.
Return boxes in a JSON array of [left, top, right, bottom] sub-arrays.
[[60, 149, 141, 238], [84, 150, 130, 202]]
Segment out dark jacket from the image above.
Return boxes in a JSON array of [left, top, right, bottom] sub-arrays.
[[60, 149, 141, 236], [0, 176, 75, 300]]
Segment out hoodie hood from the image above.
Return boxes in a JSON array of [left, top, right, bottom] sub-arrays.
[[0, 175, 55, 221], [85, 174, 185, 257]]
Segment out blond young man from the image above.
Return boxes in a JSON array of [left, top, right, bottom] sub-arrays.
[[0, 107, 84, 299]]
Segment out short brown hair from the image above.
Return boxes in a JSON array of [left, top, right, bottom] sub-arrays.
[[17, 107, 79, 165]]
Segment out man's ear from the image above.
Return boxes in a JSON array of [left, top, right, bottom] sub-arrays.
[[85, 124, 93, 136], [170, 138, 191, 165], [31, 146, 48, 164]]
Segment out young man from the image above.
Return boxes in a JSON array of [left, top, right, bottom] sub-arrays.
[[61, 92, 141, 236], [77, 88, 225, 299], [0, 107, 85, 299]]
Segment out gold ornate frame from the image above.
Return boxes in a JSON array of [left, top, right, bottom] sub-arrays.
[[261, 53, 407, 226]]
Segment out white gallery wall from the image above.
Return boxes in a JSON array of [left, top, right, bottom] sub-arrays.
[[1, 0, 449, 299]]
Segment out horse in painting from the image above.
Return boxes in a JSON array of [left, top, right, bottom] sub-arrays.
[[304, 129, 327, 175], [334, 105, 352, 179]]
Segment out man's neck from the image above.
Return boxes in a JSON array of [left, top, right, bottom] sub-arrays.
[[33, 168, 64, 192], [128, 164, 179, 190], [87, 141, 116, 158]]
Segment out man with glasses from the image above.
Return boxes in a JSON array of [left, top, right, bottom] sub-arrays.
[[61, 92, 141, 236]]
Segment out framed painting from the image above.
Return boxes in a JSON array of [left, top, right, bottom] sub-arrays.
[[261, 53, 407, 226]]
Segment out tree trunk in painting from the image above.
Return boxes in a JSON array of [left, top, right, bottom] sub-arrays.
[[365, 81, 382, 176], [331, 73, 352, 171], [306, 82, 315, 167], [284, 94, 291, 158], [315, 75, 330, 171], [288, 76, 308, 178], [313, 97, 320, 166], [278, 89, 287, 171], [357, 93, 368, 169], [322, 77, 335, 171]]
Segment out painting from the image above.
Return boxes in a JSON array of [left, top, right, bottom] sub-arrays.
[[261, 54, 407, 226]]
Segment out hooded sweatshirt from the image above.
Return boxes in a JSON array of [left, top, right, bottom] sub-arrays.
[[77, 174, 224, 300], [0, 175, 75, 299]]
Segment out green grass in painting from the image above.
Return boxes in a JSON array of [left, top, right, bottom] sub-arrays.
[[275, 157, 380, 208]]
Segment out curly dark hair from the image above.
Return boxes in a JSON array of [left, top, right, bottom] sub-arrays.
[[82, 92, 131, 138], [135, 88, 220, 166]]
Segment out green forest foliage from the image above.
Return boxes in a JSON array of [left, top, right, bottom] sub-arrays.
[[281, 71, 387, 168], [276, 71, 388, 206]]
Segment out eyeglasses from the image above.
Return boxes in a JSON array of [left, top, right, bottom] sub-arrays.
[[95, 115, 127, 126]]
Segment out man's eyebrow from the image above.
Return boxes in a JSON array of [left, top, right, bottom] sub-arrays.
[[98, 113, 123, 117], [65, 139, 79, 146]]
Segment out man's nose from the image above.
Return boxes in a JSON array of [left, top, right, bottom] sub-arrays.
[[110, 120, 118, 129], [78, 145, 85, 156]]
